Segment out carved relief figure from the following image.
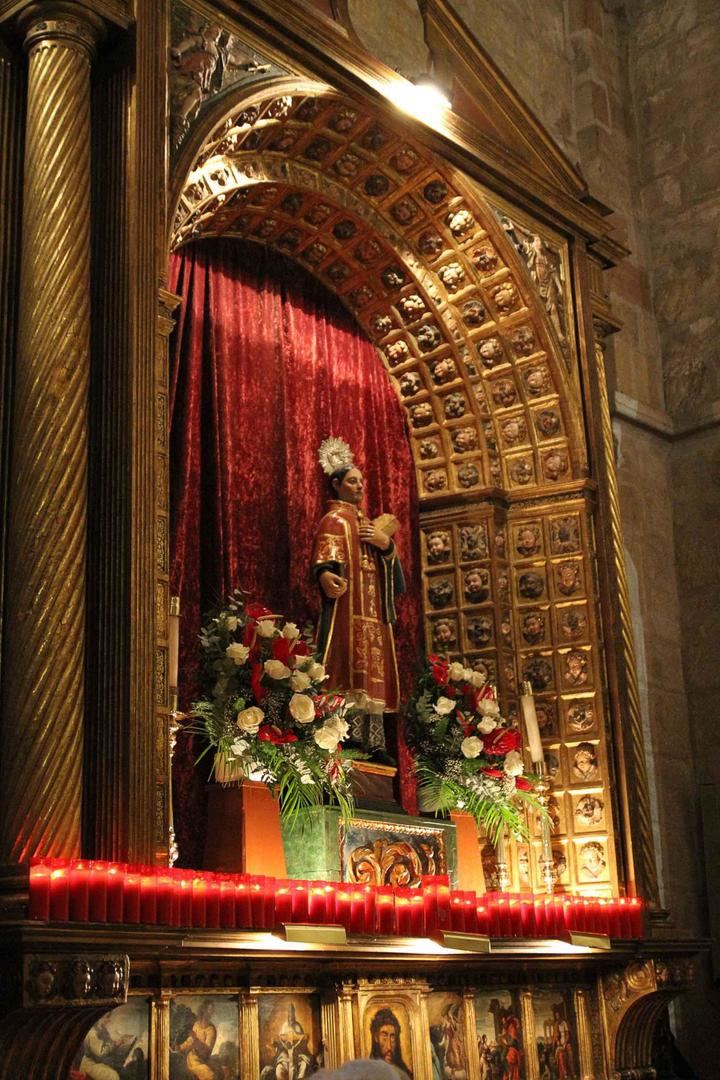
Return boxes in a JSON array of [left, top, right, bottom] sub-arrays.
[[572, 743, 599, 781], [543, 449, 569, 481], [463, 567, 490, 603], [452, 426, 478, 453], [428, 578, 454, 609], [579, 840, 607, 881], [556, 561, 581, 596], [563, 650, 589, 686], [491, 378, 517, 407], [423, 469, 447, 492], [567, 701, 594, 732], [575, 795, 604, 828], [467, 615, 493, 647], [426, 531, 451, 563], [521, 610, 546, 644], [430, 357, 457, 385], [460, 524, 488, 561], [559, 608, 587, 641], [432, 618, 457, 649], [457, 463, 480, 488], [515, 524, 541, 556], [518, 571, 545, 599], [522, 655, 553, 690], [550, 517, 580, 554]]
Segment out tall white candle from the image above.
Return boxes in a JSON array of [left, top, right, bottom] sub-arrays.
[[168, 595, 180, 693], [520, 680, 544, 764]]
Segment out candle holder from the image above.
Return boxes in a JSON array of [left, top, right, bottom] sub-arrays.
[[495, 826, 511, 892], [168, 696, 182, 868], [534, 761, 556, 895]]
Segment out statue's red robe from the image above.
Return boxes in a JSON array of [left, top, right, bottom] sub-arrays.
[[312, 500, 403, 711]]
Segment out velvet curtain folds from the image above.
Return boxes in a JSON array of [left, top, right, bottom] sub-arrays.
[[169, 238, 421, 865]]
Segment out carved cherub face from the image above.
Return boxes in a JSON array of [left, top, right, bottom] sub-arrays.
[[427, 532, 449, 560]]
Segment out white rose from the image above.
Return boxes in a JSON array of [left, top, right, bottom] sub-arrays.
[[461, 736, 483, 758], [255, 619, 276, 638], [226, 615, 239, 632], [469, 670, 487, 689], [282, 622, 300, 640], [230, 737, 248, 756], [325, 715, 349, 743], [479, 699, 500, 718], [434, 696, 456, 715], [288, 693, 316, 724], [477, 716, 497, 734], [290, 671, 312, 692], [504, 750, 524, 777], [464, 667, 476, 682], [226, 642, 249, 665], [236, 706, 264, 734], [314, 725, 340, 752], [264, 659, 291, 680], [447, 661, 465, 681], [307, 661, 327, 682]]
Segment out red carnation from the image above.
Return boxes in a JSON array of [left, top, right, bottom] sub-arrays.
[[258, 724, 298, 745], [515, 777, 532, 791], [481, 767, 504, 779], [482, 728, 522, 757], [246, 602, 273, 620]]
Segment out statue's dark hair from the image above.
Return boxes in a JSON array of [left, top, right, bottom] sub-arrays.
[[328, 464, 354, 490]]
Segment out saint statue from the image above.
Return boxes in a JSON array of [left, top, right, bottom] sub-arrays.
[[312, 437, 405, 759]]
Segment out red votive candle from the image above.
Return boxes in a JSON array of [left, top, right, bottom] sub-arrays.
[[507, 896, 521, 937], [49, 864, 70, 921], [349, 889, 365, 934], [476, 901, 489, 936], [410, 891, 426, 937], [274, 886, 293, 926], [394, 888, 413, 935], [263, 877, 276, 929], [69, 860, 90, 922], [106, 864, 124, 922], [124, 868, 141, 924], [323, 884, 337, 924], [421, 878, 438, 933], [449, 892, 466, 932], [157, 872, 174, 925], [629, 897, 644, 938], [87, 861, 108, 923], [497, 895, 511, 936], [219, 876, 235, 929], [363, 885, 376, 934], [191, 876, 206, 927], [291, 881, 309, 923], [234, 879, 252, 928], [307, 884, 326, 923], [519, 898, 534, 937], [486, 893, 501, 937], [176, 874, 193, 926], [436, 877, 451, 931], [376, 887, 395, 934], [335, 885, 352, 930], [250, 877, 266, 928], [205, 874, 220, 929], [30, 860, 51, 921], [140, 871, 157, 925]]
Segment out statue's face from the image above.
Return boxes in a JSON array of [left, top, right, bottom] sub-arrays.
[[333, 467, 364, 505]]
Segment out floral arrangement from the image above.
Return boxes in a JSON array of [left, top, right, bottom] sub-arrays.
[[189, 593, 360, 824], [405, 655, 538, 839]]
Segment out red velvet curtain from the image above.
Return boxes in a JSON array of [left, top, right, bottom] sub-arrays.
[[168, 238, 421, 866]]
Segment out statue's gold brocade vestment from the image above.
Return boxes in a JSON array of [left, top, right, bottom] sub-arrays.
[[312, 500, 402, 712]]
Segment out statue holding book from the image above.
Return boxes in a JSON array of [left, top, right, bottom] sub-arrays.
[[312, 437, 405, 758]]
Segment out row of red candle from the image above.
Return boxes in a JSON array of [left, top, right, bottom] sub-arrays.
[[28, 860, 644, 938]]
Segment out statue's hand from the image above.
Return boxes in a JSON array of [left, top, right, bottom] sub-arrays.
[[359, 524, 390, 550], [319, 571, 347, 599]]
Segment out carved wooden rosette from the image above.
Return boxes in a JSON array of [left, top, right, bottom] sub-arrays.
[[0, 7, 102, 863]]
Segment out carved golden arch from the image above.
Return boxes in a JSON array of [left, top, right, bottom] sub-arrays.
[[169, 80, 586, 502]]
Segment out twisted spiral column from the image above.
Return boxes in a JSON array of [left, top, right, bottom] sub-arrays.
[[0, 5, 103, 863]]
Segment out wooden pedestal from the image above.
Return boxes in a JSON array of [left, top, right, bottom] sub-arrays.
[[203, 780, 287, 877]]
